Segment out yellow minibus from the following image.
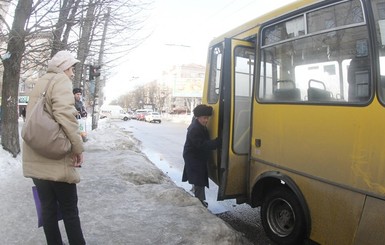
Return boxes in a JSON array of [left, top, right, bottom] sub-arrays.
[[203, 0, 385, 244]]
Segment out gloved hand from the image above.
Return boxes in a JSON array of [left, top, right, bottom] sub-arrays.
[[214, 137, 222, 148]]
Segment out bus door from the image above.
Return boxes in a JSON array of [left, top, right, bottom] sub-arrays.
[[216, 38, 255, 200]]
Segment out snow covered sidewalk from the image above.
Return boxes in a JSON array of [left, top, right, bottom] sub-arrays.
[[0, 121, 251, 245]]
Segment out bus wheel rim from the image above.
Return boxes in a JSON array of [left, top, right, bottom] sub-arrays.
[[267, 197, 295, 237]]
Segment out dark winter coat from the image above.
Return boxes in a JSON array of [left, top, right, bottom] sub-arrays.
[[75, 100, 87, 118], [182, 118, 219, 187]]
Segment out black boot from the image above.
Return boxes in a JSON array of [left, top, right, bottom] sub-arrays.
[[200, 200, 208, 208]]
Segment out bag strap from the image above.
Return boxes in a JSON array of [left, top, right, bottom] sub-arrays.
[[24, 75, 57, 123], [40, 75, 58, 117], [42, 75, 56, 97]]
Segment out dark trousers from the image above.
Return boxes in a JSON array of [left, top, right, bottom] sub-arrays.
[[33, 178, 85, 245]]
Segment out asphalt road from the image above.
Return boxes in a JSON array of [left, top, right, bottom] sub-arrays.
[[114, 118, 275, 245]]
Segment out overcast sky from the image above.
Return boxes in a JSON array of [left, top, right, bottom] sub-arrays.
[[104, 0, 296, 100]]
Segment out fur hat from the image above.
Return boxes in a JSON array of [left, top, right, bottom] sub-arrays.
[[73, 88, 82, 94], [193, 104, 213, 117], [48, 50, 79, 71]]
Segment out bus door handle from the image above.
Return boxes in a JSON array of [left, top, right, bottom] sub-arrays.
[[255, 139, 261, 147]]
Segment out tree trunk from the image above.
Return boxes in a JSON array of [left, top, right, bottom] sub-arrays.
[[74, 1, 96, 89], [1, 0, 33, 157], [61, 0, 82, 49], [51, 0, 82, 55], [92, 7, 110, 130], [51, 0, 72, 56]]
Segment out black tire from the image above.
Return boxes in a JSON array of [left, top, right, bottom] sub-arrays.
[[261, 186, 306, 245]]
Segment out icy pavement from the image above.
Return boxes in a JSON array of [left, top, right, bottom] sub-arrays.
[[0, 121, 251, 245]]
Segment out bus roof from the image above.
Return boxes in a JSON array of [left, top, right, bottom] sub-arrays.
[[208, 0, 322, 46]]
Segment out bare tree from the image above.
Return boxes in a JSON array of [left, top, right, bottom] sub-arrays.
[[51, 0, 82, 55], [115, 80, 171, 112], [0, 0, 152, 157], [91, 7, 110, 130], [74, 0, 97, 89], [1, 0, 33, 156]]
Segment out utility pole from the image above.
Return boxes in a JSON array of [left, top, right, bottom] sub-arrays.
[[91, 7, 110, 130]]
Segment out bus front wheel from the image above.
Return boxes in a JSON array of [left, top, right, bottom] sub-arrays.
[[261, 186, 306, 245]]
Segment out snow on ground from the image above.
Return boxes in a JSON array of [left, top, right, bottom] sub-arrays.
[[0, 119, 251, 245]]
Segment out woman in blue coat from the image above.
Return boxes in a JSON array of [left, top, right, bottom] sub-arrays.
[[182, 104, 220, 207]]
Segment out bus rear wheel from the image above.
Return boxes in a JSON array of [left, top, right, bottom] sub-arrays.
[[261, 186, 306, 245]]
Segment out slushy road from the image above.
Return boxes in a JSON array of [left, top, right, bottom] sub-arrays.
[[114, 118, 275, 245]]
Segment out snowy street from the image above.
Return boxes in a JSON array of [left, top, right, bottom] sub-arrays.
[[0, 119, 251, 245], [117, 119, 275, 245]]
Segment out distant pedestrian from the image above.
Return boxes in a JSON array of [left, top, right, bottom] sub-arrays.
[[182, 104, 221, 207], [73, 88, 88, 142], [73, 88, 87, 119], [21, 107, 26, 122], [22, 50, 86, 245]]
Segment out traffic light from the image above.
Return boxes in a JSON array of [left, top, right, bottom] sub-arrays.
[[89, 65, 101, 80]]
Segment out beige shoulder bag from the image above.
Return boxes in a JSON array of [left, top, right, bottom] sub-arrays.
[[21, 76, 71, 159]]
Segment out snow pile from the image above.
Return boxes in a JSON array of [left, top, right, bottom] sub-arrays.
[[0, 147, 22, 178], [0, 120, 251, 245]]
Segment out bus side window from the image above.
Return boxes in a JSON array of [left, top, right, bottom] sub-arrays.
[[208, 46, 223, 104], [347, 55, 370, 102], [372, 0, 385, 104], [259, 0, 371, 105], [307, 79, 333, 102], [380, 76, 385, 99], [273, 80, 301, 101]]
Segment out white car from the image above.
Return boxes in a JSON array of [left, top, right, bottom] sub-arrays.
[[145, 112, 161, 123]]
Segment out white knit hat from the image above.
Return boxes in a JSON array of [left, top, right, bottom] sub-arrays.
[[48, 50, 80, 71]]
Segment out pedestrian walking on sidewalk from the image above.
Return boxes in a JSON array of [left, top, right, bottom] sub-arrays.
[[22, 50, 86, 245], [182, 104, 221, 207]]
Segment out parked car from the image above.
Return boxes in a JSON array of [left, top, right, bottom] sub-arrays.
[[130, 112, 137, 119], [134, 109, 152, 120], [136, 112, 147, 121], [145, 112, 161, 123]]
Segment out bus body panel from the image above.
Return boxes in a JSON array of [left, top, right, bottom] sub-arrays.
[[354, 196, 385, 244], [224, 149, 248, 197], [249, 162, 366, 244], [206, 107, 220, 184], [251, 101, 385, 197]]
